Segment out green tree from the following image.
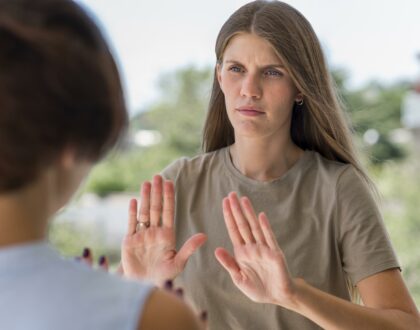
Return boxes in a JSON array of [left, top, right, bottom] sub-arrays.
[[333, 70, 410, 164], [144, 65, 212, 155], [84, 65, 212, 196], [375, 156, 420, 306]]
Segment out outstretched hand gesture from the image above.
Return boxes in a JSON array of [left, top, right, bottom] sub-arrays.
[[215, 192, 297, 308], [121, 175, 207, 285]]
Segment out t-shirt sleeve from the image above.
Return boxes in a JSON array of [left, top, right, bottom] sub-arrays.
[[335, 166, 400, 286], [160, 157, 188, 182]]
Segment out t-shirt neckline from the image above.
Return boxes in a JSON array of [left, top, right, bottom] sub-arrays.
[[222, 146, 313, 187]]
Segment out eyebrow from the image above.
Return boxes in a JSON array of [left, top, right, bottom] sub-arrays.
[[224, 59, 285, 69]]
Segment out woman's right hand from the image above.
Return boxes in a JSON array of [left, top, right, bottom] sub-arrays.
[[121, 175, 207, 286]]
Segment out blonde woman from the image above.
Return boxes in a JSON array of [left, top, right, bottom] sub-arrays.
[[121, 1, 420, 329]]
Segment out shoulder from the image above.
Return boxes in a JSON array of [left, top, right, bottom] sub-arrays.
[[302, 151, 357, 190], [2, 247, 154, 330], [67, 262, 154, 329], [58, 258, 154, 309], [301, 152, 377, 214], [160, 148, 226, 182], [309, 151, 352, 179], [138, 289, 202, 330]]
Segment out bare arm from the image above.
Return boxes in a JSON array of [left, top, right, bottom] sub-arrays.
[[215, 192, 420, 330], [138, 289, 203, 330], [288, 269, 420, 330]]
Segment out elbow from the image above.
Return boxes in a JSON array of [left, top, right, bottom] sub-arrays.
[[400, 311, 420, 330]]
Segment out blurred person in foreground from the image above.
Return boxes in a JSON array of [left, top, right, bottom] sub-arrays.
[[120, 1, 420, 329], [0, 0, 202, 329]]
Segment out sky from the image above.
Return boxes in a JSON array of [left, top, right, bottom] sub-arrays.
[[77, 0, 420, 114]]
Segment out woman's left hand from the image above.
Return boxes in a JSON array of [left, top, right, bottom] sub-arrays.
[[215, 192, 297, 308]]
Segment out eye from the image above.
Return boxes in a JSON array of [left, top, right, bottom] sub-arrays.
[[228, 65, 243, 73], [264, 69, 282, 77]]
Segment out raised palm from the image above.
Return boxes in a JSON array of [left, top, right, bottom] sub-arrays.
[[121, 175, 207, 285], [215, 192, 296, 306]]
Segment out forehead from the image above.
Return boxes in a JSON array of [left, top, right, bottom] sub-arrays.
[[222, 33, 282, 65]]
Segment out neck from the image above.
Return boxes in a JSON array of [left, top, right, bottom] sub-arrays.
[[230, 134, 304, 182], [0, 175, 53, 248]]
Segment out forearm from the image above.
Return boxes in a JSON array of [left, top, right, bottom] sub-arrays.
[[283, 279, 420, 330]]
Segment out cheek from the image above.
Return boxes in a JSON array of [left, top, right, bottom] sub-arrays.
[[268, 84, 296, 107], [220, 72, 239, 94]]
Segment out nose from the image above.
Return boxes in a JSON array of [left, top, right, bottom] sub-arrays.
[[240, 73, 262, 99]]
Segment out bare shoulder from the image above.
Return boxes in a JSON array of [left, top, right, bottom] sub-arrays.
[[137, 288, 203, 330]]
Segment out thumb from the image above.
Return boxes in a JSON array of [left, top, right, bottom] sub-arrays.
[[214, 247, 241, 282], [175, 233, 207, 269]]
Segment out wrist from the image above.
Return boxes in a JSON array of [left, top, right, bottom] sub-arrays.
[[274, 277, 306, 312]]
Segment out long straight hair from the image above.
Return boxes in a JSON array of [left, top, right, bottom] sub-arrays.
[[202, 0, 372, 190]]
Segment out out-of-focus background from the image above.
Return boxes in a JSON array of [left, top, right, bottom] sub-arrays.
[[51, 0, 420, 305]]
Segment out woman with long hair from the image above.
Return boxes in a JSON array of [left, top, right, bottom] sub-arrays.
[[121, 1, 419, 328]]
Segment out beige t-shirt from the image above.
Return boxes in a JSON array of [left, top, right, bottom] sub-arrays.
[[161, 147, 399, 330]]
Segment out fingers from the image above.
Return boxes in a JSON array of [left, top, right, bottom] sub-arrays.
[[175, 233, 207, 270], [214, 247, 241, 282], [224, 193, 276, 249], [98, 255, 109, 271], [222, 197, 244, 246], [137, 175, 173, 229], [162, 180, 175, 228], [82, 247, 93, 266], [240, 196, 266, 245], [128, 198, 138, 235], [259, 212, 280, 250], [77, 249, 110, 272], [227, 192, 254, 244], [138, 181, 151, 226], [150, 175, 163, 226]]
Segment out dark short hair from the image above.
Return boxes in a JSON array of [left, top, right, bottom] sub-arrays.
[[0, 0, 128, 192]]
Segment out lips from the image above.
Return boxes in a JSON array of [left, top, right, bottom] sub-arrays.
[[236, 106, 265, 117]]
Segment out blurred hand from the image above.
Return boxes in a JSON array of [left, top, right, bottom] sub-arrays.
[[76, 247, 109, 271], [163, 280, 208, 328], [121, 175, 207, 286], [215, 192, 297, 308]]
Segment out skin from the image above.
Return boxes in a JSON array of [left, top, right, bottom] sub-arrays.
[[215, 192, 420, 329], [216, 32, 304, 182], [121, 175, 207, 286], [123, 32, 419, 329], [0, 149, 202, 330], [214, 33, 420, 328]]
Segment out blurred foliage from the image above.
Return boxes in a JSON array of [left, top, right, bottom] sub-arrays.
[[49, 221, 104, 257], [374, 155, 420, 307], [82, 65, 212, 197], [333, 70, 410, 164], [49, 220, 122, 268], [85, 67, 410, 198], [50, 64, 419, 305], [139, 65, 212, 155]]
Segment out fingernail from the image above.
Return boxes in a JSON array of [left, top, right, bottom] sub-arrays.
[[175, 288, 184, 297], [164, 280, 173, 290], [98, 255, 106, 265], [82, 248, 90, 258], [200, 311, 208, 321]]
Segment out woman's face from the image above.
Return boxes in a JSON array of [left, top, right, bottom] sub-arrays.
[[217, 33, 301, 141]]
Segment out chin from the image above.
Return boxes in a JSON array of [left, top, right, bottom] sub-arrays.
[[233, 121, 266, 137]]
